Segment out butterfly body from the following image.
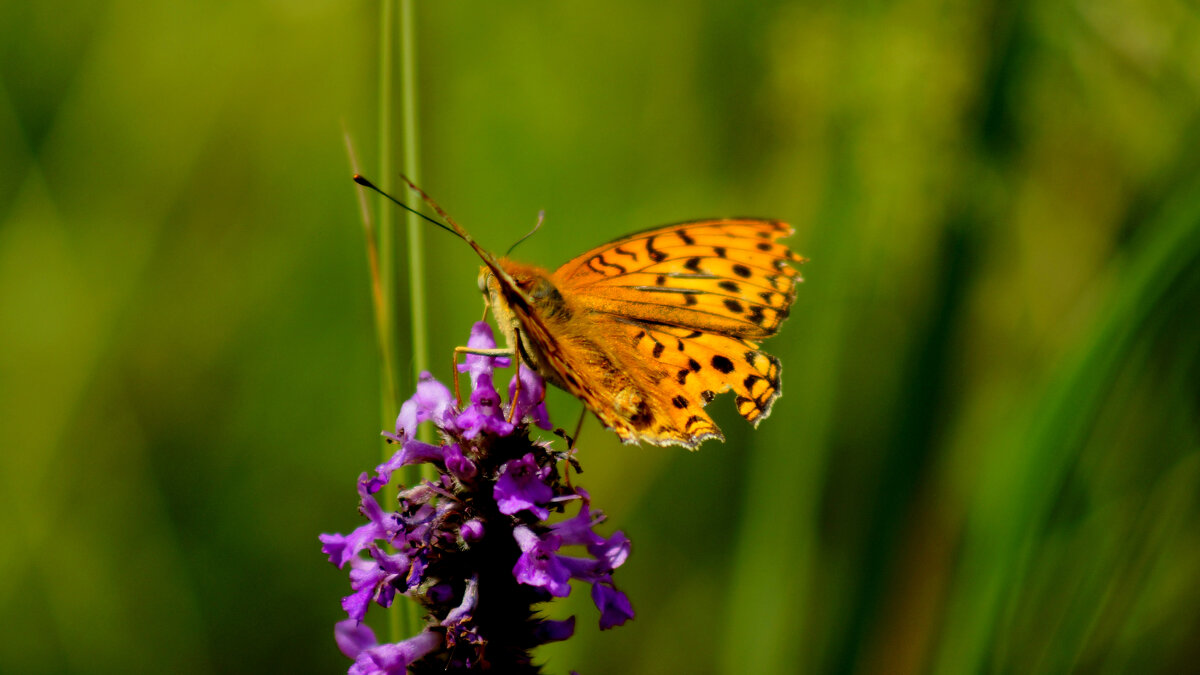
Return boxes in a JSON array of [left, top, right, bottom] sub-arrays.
[[480, 219, 804, 449]]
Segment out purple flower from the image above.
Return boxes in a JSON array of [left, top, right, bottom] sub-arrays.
[[509, 363, 551, 430], [335, 619, 378, 660], [392, 373, 456, 440], [589, 530, 632, 572], [495, 453, 554, 519], [459, 519, 484, 543], [513, 526, 572, 597], [456, 371, 515, 439], [322, 321, 634, 673], [593, 583, 636, 630], [339, 625, 442, 675], [456, 322, 510, 388], [532, 616, 576, 643]]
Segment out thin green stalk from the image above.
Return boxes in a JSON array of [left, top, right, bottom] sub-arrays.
[[376, 0, 418, 644], [400, 0, 427, 390], [400, 0, 436, 458], [342, 127, 395, 414], [396, 0, 434, 638], [376, 0, 397, 419]]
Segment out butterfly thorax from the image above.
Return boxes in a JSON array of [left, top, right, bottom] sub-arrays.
[[479, 260, 574, 386]]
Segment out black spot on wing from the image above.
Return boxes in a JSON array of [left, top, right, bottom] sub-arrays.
[[589, 255, 627, 275], [614, 245, 639, 261], [711, 355, 734, 373], [747, 305, 766, 326], [630, 399, 653, 429], [646, 235, 667, 262]]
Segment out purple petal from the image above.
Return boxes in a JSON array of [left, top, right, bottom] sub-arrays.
[[588, 531, 631, 572], [495, 453, 553, 519], [319, 526, 377, 569], [459, 519, 485, 544], [341, 584, 375, 623], [405, 555, 427, 590], [456, 372, 515, 439], [457, 322, 510, 388], [348, 630, 442, 675], [508, 365, 551, 430], [592, 584, 635, 630], [550, 493, 605, 548], [532, 616, 576, 644], [335, 619, 377, 660], [442, 443, 477, 479], [371, 440, 446, 491], [426, 582, 454, 604], [394, 373, 456, 439], [441, 576, 479, 627], [343, 557, 385, 620], [559, 554, 606, 584], [320, 476, 393, 568], [512, 526, 572, 597]]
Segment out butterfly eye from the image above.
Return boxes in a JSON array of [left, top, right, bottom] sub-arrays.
[[477, 270, 492, 295]]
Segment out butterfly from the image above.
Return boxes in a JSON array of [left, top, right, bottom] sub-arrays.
[[355, 175, 805, 449]]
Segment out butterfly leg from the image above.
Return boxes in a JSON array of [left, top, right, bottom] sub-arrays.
[[570, 406, 587, 449], [452, 345, 515, 406], [507, 333, 524, 424]]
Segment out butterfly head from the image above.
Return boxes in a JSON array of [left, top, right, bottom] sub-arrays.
[[478, 259, 569, 378], [478, 259, 563, 311]]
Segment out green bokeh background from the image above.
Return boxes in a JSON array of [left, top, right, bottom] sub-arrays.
[[3, 1, 1199, 673]]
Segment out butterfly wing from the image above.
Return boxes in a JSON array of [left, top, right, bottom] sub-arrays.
[[550, 219, 803, 445], [554, 219, 803, 339]]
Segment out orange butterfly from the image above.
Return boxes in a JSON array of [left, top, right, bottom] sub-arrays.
[[356, 176, 805, 449]]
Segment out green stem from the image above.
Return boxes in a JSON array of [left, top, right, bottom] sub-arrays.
[[400, 0, 427, 387], [376, 0, 415, 645], [397, 0, 431, 638]]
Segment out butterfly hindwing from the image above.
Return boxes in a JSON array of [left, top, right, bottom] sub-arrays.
[[624, 322, 783, 427]]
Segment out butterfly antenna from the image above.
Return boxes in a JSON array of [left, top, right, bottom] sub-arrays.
[[393, 175, 517, 282], [352, 174, 461, 239], [366, 174, 529, 298], [505, 209, 545, 256], [396, 174, 464, 233]]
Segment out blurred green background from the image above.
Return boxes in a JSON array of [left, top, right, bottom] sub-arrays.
[[3, 1, 1200, 673]]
